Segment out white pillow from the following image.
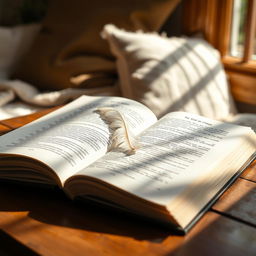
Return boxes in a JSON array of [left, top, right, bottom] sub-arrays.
[[102, 24, 237, 119], [0, 23, 41, 79]]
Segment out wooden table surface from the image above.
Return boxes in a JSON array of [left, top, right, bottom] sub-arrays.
[[0, 109, 255, 256]]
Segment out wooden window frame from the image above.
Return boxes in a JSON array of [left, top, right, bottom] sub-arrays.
[[182, 0, 256, 112]]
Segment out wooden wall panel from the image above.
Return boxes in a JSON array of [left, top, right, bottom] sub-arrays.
[[182, 0, 256, 111], [227, 71, 256, 105]]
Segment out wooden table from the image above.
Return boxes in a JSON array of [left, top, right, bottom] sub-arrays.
[[0, 109, 255, 256]]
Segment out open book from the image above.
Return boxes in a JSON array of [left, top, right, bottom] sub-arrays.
[[0, 95, 255, 233]]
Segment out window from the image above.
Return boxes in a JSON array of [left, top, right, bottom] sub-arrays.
[[230, 0, 248, 58], [230, 0, 256, 61], [182, 0, 256, 112]]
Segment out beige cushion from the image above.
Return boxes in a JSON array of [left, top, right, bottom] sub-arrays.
[[0, 24, 40, 79], [12, 0, 180, 91], [102, 24, 237, 119]]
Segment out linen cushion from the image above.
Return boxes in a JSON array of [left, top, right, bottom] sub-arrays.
[[102, 24, 237, 119], [12, 0, 181, 91]]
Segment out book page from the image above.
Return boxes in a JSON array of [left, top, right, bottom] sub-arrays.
[[73, 111, 254, 205], [0, 96, 157, 184]]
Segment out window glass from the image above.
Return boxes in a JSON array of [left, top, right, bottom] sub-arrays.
[[230, 0, 248, 58]]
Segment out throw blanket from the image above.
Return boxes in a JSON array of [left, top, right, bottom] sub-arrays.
[[0, 79, 119, 119]]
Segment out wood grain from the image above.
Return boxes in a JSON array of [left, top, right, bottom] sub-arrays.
[[0, 182, 178, 256], [241, 160, 256, 182], [182, 0, 256, 109], [172, 212, 256, 256], [242, 0, 256, 62], [182, 0, 233, 55], [227, 70, 256, 106], [212, 178, 256, 226], [0, 123, 11, 135], [0, 230, 38, 256], [0, 106, 59, 130], [0, 182, 255, 256]]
